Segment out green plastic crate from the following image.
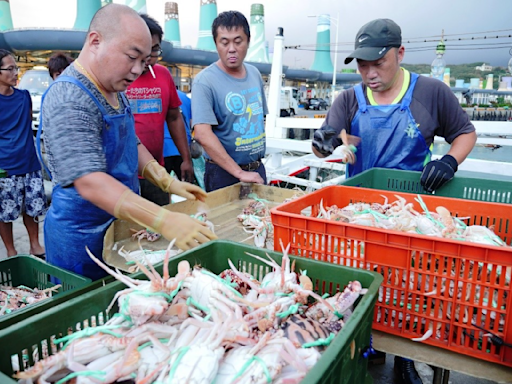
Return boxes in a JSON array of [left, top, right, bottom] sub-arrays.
[[340, 168, 512, 203], [0, 240, 382, 384], [0, 255, 93, 329]]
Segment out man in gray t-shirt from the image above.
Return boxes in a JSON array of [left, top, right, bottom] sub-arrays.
[[192, 11, 268, 192]]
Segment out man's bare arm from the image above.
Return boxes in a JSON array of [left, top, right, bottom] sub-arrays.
[[446, 131, 477, 165], [194, 123, 263, 184]]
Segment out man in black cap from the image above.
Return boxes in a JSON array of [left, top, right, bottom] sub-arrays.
[[312, 18, 476, 194], [311, 18, 477, 384]]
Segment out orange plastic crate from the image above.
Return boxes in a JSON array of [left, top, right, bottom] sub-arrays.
[[271, 185, 512, 367]]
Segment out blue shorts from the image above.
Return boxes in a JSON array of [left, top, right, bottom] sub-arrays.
[[0, 170, 48, 222]]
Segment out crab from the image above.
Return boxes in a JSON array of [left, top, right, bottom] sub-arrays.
[[130, 228, 161, 242]]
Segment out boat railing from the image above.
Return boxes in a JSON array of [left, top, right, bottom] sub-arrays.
[[264, 118, 512, 187], [264, 29, 512, 189]]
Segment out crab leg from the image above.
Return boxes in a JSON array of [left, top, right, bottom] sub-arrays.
[[86, 247, 138, 289]]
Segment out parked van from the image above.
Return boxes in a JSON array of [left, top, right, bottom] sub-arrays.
[[18, 68, 52, 133]]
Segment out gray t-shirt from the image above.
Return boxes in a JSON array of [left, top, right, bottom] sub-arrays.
[[41, 64, 135, 187], [191, 63, 268, 165], [320, 71, 475, 148]]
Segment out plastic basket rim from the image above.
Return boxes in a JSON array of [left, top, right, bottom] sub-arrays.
[[271, 188, 512, 366], [0, 254, 92, 326], [0, 254, 91, 284], [346, 167, 512, 183], [270, 185, 512, 254], [274, 184, 512, 210], [0, 240, 383, 384]]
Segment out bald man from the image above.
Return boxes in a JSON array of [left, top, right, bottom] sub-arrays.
[[39, 4, 216, 279]]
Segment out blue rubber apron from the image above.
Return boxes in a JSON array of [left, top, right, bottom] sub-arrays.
[[347, 73, 430, 177], [37, 76, 139, 280]]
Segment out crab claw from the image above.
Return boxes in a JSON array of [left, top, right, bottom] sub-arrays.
[[338, 145, 356, 165], [177, 260, 191, 276], [340, 129, 361, 147], [299, 274, 313, 291], [338, 129, 358, 165], [436, 206, 451, 219]]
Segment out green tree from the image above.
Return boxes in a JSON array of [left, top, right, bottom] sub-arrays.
[[402, 62, 508, 89]]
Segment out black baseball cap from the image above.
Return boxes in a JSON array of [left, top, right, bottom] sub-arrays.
[[345, 19, 402, 64]]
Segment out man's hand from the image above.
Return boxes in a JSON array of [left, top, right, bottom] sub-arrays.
[[114, 190, 217, 251], [420, 154, 458, 192], [160, 213, 217, 250], [336, 145, 357, 164], [312, 126, 339, 156], [142, 159, 205, 201], [238, 170, 264, 184], [180, 159, 195, 183], [168, 179, 207, 202]]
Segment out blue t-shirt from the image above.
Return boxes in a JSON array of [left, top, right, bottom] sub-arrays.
[[191, 63, 268, 164], [0, 88, 41, 176], [163, 90, 192, 157]]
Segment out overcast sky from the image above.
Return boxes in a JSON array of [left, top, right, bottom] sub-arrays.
[[9, 0, 512, 70]]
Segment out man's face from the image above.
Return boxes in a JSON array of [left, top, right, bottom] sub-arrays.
[[215, 26, 249, 72], [356, 47, 404, 93], [144, 34, 161, 73], [0, 55, 19, 88], [94, 15, 152, 92]]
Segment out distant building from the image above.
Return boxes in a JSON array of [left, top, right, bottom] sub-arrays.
[[475, 63, 492, 71]]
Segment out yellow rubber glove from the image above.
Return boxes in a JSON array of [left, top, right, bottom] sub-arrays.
[[114, 189, 217, 250], [141, 160, 207, 202]]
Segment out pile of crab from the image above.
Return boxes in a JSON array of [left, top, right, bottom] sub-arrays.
[[317, 195, 510, 348], [238, 192, 305, 249], [237, 194, 274, 249], [1, 284, 61, 317], [318, 194, 507, 247], [116, 211, 215, 269], [14, 241, 365, 384]]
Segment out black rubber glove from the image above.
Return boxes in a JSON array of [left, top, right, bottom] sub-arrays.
[[420, 154, 458, 192], [312, 126, 340, 156]]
